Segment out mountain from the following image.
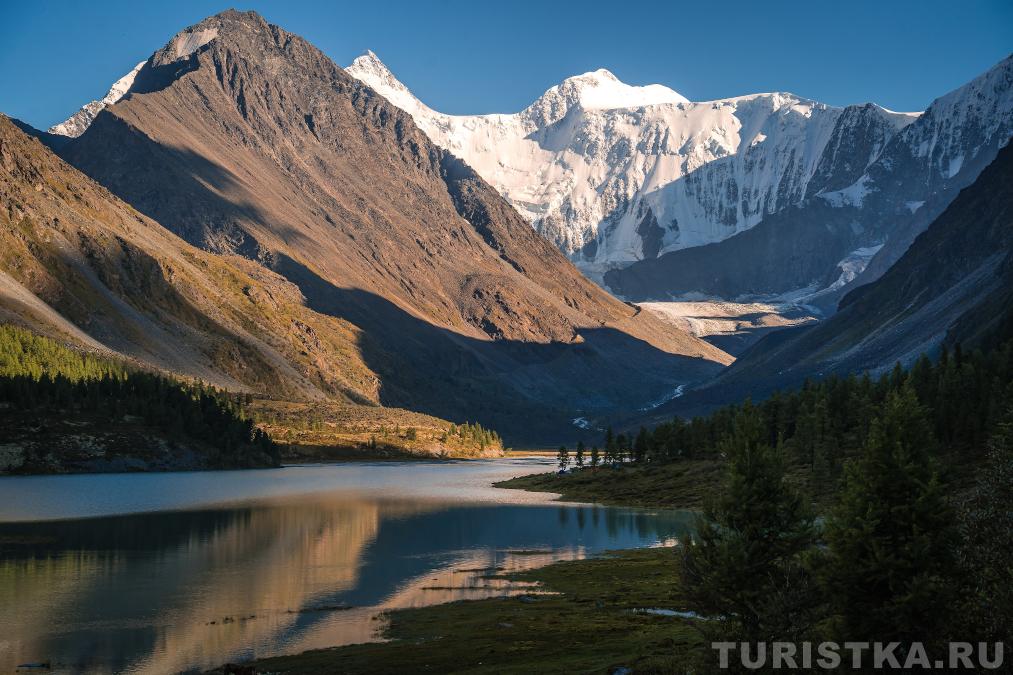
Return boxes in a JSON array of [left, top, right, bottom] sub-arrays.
[[46, 11, 726, 442], [604, 55, 1013, 302], [662, 140, 1013, 413], [346, 51, 916, 280], [0, 112, 381, 400], [347, 52, 1012, 304]]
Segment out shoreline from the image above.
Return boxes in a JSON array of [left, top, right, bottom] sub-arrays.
[[231, 546, 703, 674]]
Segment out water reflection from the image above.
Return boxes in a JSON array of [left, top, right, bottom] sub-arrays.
[[0, 463, 694, 674]]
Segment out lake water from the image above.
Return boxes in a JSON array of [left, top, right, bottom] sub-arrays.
[[0, 458, 696, 674]]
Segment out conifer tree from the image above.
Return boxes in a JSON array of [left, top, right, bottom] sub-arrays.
[[956, 408, 1013, 643], [574, 440, 585, 467], [556, 445, 570, 471], [604, 426, 616, 464], [820, 386, 958, 645], [633, 427, 649, 463], [680, 403, 817, 642], [590, 445, 600, 468]]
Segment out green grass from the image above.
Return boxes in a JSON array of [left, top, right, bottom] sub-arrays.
[[494, 457, 848, 513], [494, 460, 725, 510], [245, 547, 706, 674]]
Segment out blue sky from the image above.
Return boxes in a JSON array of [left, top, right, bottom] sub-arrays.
[[1, 0, 1011, 129]]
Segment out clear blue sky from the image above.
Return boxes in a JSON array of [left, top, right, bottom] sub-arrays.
[[1, 0, 1011, 129]]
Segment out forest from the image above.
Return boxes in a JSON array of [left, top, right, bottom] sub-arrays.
[[0, 325, 279, 467], [569, 340, 1011, 479], [557, 337, 1013, 658]]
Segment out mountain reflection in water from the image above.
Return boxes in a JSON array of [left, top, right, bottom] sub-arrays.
[[0, 460, 695, 674]]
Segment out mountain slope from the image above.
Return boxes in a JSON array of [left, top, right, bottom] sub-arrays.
[[0, 112, 380, 402], [54, 11, 726, 441], [680, 141, 1013, 408]]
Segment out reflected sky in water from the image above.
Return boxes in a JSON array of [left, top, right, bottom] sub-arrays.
[[0, 459, 695, 674]]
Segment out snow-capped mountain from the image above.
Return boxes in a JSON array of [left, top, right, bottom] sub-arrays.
[[843, 54, 1013, 285], [602, 54, 1013, 302], [49, 61, 146, 137], [57, 50, 1011, 302], [350, 52, 1012, 303], [346, 51, 917, 277]]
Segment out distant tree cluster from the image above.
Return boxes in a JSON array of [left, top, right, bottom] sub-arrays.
[[448, 421, 500, 449], [0, 325, 279, 465], [599, 342, 1012, 481]]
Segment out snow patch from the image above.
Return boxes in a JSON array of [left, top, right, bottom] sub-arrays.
[[174, 27, 218, 59], [639, 384, 685, 411], [947, 154, 964, 178], [821, 244, 884, 295], [819, 175, 872, 208]]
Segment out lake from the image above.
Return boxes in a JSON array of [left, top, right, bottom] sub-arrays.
[[0, 458, 696, 674]]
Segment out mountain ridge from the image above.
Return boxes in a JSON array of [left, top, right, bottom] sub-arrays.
[[44, 10, 726, 442]]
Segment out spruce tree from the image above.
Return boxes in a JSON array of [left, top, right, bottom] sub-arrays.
[[680, 404, 817, 642], [604, 426, 616, 464], [556, 445, 570, 471], [574, 440, 585, 467], [590, 445, 600, 468], [820, 386, 958, 646], [633, 427, 649, 463]]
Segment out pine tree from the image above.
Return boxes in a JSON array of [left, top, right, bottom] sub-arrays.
[[604, 426, 616, 464], [574, 440, 585, 467], [633, 427, 649, 463], [590, 445, 600, 468], [820, 386, 959, 645], [680, 404, 817, 642], [556, 445, 570, 472], [615, 433, 628, 463]]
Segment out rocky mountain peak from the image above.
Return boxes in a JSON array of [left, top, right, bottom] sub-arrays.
[[346, 50, 425, 114]]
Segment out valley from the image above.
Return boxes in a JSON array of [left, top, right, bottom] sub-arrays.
[[638, 300, 818, 355], [0, 5, 1010, 674]]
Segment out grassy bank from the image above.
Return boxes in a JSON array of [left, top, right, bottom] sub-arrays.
[[494, 460, 724, 510], [494, 453, 871, 512], [242, 547, 705, 674], [251, 400, 504, 461]]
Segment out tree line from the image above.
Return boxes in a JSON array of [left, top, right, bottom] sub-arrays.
[[557, 338, 1012, 663], [559, 341, 1013, 480], [0, 325, 279, 465]]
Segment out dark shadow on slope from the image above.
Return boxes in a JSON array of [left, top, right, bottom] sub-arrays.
[[58, 109, 725, 444], [273, 253, 722, 445], [8, 116, 71, 151], [59, 112, 281, 256], [621, 144, 1013, 429], [604, 200, 864, 302]]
